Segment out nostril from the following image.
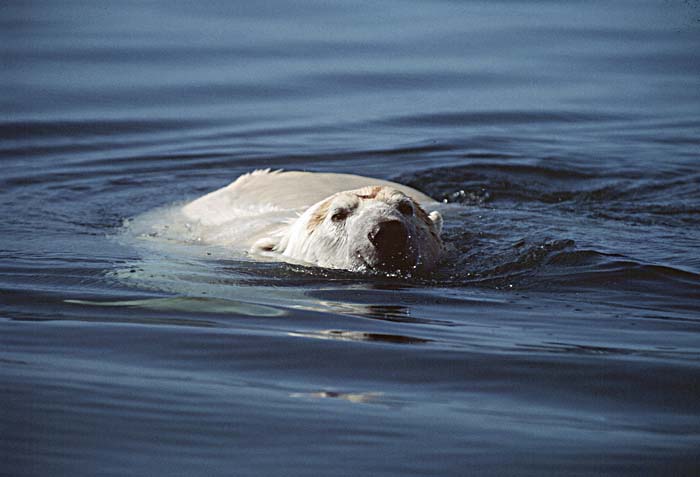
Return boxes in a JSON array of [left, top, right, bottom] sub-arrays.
[[369, 220, 408, 250]]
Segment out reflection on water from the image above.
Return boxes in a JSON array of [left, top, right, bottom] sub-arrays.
[[2, 0, 700, 476], [66, 297, 285, 317], [289, 391, 386, 405], [289, 330, 431, 345]]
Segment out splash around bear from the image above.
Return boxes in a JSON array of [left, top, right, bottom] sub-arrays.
[[182, 170, 443, 274]]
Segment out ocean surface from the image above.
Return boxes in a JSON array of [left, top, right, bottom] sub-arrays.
[[2, 1, 700, 475]]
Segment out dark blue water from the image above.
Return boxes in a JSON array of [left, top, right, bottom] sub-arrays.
[[2, 1, 700, 475]]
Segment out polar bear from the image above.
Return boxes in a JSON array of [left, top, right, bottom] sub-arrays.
[[182, 170, 443, 273]]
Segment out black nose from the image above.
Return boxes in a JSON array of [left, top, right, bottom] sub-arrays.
[[368, 220, 408, 255]]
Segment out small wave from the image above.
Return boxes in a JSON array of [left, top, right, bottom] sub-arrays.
[[0, 118, 210, 141], [310, 71, 525, 92], [438, 234, 700, 304], [398, 163, 700, 226], [438, 238, 577, 287], [380, 110, 623, 128], [544, 254, 700, 292], [397, 163, 615, 205]]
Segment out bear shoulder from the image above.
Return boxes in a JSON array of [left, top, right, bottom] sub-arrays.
[[182, 169, 436, 226]]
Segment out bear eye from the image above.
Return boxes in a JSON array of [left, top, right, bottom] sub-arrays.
[[397, 200, 414, 216], [331, 209, 349, 223]]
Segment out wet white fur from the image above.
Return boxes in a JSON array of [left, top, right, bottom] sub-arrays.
[[182, 170, 443, 272]]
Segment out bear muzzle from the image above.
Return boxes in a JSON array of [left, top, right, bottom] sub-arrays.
[[367, 220, 414, 270]]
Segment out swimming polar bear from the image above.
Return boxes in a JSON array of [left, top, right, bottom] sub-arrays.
[[182, 170, 443, 273]]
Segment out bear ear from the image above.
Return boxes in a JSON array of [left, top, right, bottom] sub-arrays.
[[252, 236, 280, 253], [428, 211, 443, 234]]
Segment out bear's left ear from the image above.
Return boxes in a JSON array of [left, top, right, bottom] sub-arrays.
[[428, 211, 443, 234]]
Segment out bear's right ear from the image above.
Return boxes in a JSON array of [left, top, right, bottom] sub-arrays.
[[428, 211, 443, 235], [252, 236, 280, 253]]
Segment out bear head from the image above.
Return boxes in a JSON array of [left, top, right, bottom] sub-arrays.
[[253, 186, 443, 274]]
